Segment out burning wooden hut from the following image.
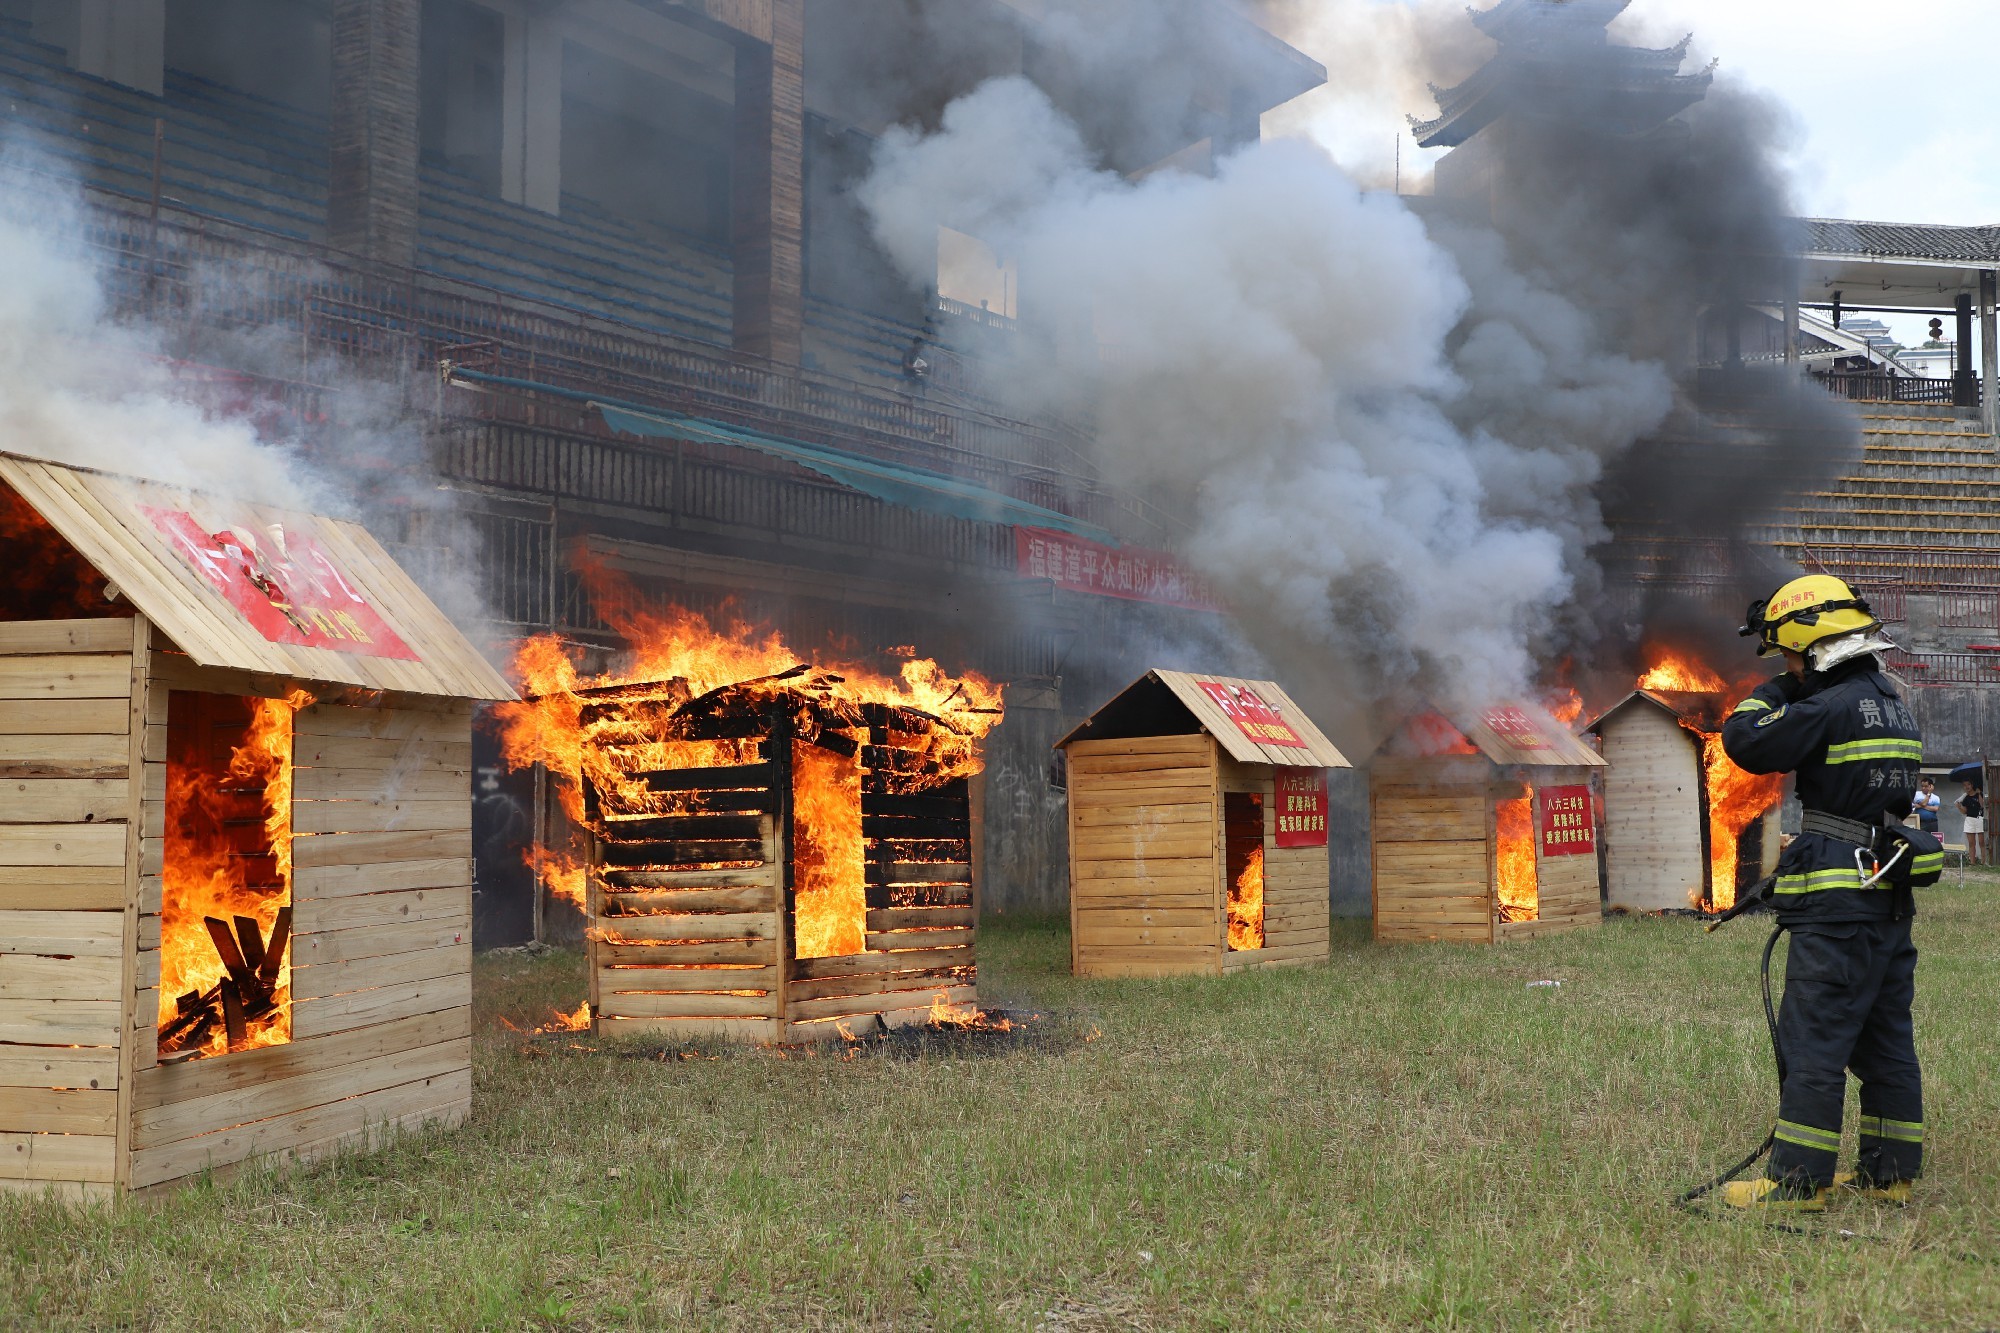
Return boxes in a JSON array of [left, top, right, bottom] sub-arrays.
[[495, 611, 1001, 1043], [0, 455, 512, 1198], [1056, 671, 1351, 977], [1370, 702, 1606, 943], [1584, 687, 1784, 913]]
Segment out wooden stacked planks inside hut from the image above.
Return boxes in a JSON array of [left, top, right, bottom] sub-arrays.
[[1370, 702, 1606, 944], [575, 669, 985, 1043], [1058, 671, 1350, 977], [1583, 689, 1783, 913], [0, 455, 514, 1197]]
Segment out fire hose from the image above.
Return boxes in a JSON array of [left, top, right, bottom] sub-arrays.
[[1677, 873, 1786, 1207]]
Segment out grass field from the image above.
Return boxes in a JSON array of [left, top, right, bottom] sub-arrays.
[[7, 878, 2000, 1331]]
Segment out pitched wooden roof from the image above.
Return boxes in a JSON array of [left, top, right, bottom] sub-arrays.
[[1057, 669, 1351, 768], [1385, 700, 1606, 769], [0, 454, 514, 700], [1583, 688, 1729, 736]]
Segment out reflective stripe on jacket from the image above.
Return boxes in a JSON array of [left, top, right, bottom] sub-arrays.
[[1721, 659, 1923, 925]]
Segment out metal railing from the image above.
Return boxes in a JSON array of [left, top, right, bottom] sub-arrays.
[[70, 187, 1176, 543], [1818, 372, 1981, 406]]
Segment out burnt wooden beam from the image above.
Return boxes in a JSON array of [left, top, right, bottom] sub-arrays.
[[204, 916, 259, 996], [599, 839, 766, 868], [642, 762, 778, 793], [234, 915, 266, 974], [595, 813, 766, 843], [219, 980, 248, 1051], [260, 907, 292, 987]]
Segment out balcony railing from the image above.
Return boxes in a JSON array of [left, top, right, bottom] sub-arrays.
[[1818, 372, 1983, 406]]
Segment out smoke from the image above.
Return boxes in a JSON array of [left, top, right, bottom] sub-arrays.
[[852, 1, 1856, 721], [0, 177, 313, 506], [857, 75, 1669, 713], [0, 142, 497, 636]]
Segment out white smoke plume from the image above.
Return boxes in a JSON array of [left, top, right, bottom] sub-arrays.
[[0, 151, 497, 636], [857, 76, 1674, 711], [0, 176, 314, 507]]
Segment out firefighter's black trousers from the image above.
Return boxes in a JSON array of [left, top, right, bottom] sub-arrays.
[[1769, 918, 1924, 1186]]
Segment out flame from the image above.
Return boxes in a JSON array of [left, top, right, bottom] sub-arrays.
[[491, 601, 1002, 826], [792, 741, 866, 958], [0, 483, 133, 620], [491, 596, 1000, 961], [540, 1001, 590, 1033], [158, 690, 309, 1059], [1495, 796, 1539, 922], [1637, 650, 1784, 912], [928, 991, 1011, 1030], [1227, 843, 1265, 950], [1638, 655, 1727, 695], [534, 848, 587, 911], [1543, 687, 1584, 728]]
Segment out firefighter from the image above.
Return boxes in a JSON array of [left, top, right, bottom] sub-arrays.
[[1717, 574, 1927, 1211]]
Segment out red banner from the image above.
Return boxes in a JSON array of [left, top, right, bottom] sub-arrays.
[[1274, 768, 1329, 847], [1483, 705, 1552, 750], [143, 506, 418, 660], [1015, 527, 1220, 610], [1538, 785, 1596, 858], [1197, 679, 1308, 748]]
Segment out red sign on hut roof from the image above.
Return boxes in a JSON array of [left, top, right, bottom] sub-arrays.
[[0, 453, 513, 699]]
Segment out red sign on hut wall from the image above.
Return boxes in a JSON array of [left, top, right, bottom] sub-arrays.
[[1538, 785, 1596, 857], [1197, 679, 1309, 748], [143, 506, 418, 660], [1274, 768, 1329, 847]]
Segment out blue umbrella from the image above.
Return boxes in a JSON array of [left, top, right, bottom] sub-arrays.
[[1949, 760, 1984, 785]]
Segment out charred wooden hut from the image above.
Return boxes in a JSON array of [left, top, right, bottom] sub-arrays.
[[0, 456, 512, 1197], [1370, 702, 1605, 944], [569, 667, 993, 1043], [1057, 671, 1351, 977]]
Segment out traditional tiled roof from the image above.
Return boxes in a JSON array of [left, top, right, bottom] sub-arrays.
[[1471, 0, 1633, 42], [1803, 219, 2000, 265]]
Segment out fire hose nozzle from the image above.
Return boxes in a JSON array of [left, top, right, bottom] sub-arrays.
[[1705, 874, 1778, 932]]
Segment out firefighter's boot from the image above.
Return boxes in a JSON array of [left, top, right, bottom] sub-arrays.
[[1717, 1176, 1831, 1212], [1835, 1171, 1914, 1205]]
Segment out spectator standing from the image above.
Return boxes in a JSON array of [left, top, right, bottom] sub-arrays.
[[1958, 780, 1986, 865]]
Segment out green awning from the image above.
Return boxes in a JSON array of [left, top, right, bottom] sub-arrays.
[[590, 401, 1115, 545]]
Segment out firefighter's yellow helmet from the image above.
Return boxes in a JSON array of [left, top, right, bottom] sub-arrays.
[[1739, 575, 1880, 658]]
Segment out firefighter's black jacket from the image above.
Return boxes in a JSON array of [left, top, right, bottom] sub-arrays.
[[1721, 655, 1923, 925]]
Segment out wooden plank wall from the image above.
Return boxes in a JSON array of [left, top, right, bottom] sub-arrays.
[[0, 618, 137, 1200], [1067, 735, 1221, 978], [1502, 776, 1603, 939], [1600, 708, 1705, 912], [590, 807, 786, 1045], [1370, 757, 1494, 944], [1219, 762, 1330, 971], [127, 688, 472, 1191]]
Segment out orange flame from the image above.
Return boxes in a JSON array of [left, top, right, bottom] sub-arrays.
[[1227, 844, 1265, 950], [792, 741, 866, 958], [928, 991, 1011, 1030], [491, 602, 1002, 826], [158, 689, 310, 1058], [1495, 796, 1539, 922], [1637, 650, 1784, 912]]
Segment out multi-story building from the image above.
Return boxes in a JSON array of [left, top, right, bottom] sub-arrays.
[[0, 0, 1324, 941]]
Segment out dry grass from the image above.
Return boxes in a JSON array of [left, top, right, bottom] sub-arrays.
[[7, 876, 2000, 1330]]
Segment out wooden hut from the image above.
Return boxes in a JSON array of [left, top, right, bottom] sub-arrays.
[[1370, 702, 1605, 943], [0, 455, 513, 1197], [1583, 690, 1783, 912], [1057, 670, 1351, 978]]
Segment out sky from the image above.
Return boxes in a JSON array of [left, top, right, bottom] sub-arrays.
[[1259, 0, 1999, 347], [1267, 0, 2000, 227]]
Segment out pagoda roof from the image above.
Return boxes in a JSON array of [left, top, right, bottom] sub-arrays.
[[1472, 0, 1634, 42], [1410, 35, 1711, 148]]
